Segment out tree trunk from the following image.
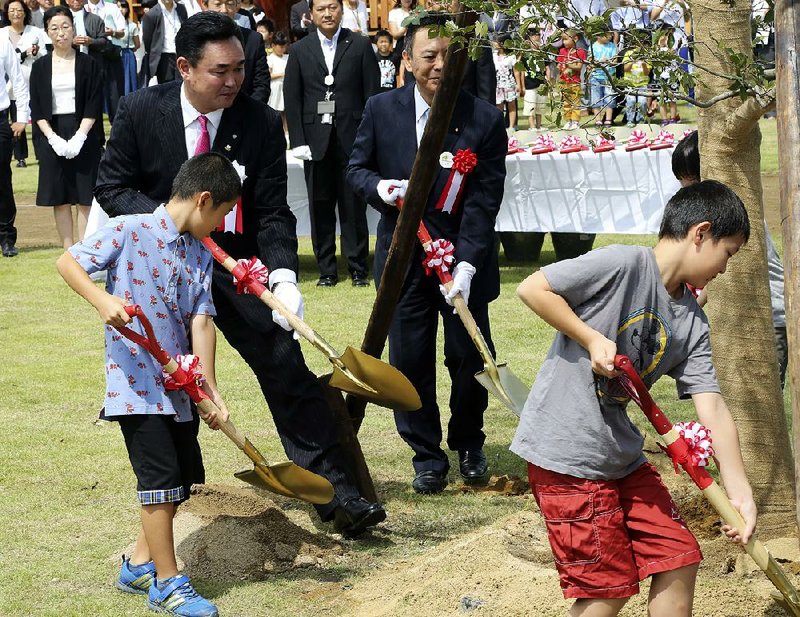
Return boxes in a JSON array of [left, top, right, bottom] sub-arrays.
[[774, 0, 800, 535], [692, 0, 795, 536]]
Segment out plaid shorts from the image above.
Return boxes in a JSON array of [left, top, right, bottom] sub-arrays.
[[118, 413, 205, 506], [528, 462, 702, 599]]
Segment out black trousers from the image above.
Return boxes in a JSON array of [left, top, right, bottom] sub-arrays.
[[0, 114, 16, 247], [156, 52, 179, 84], [211, 262, 361, 518], [7, 105, 27, 161], [303, 129, 368, 278], [390, 262, 493, 475], [101, 54, 125, 123]]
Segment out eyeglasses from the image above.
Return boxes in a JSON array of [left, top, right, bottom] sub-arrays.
[[48, 25, 73, 33]]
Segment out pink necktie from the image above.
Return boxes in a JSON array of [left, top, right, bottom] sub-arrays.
[[194, 115, 210, 155]]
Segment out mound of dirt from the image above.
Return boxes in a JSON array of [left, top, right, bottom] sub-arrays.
[[114, 484, 345, 582]]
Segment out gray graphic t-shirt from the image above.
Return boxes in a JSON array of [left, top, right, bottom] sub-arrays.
[[511, 245, 719, 480]]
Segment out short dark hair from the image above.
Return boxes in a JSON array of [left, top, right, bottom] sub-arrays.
[[4, 0, 31, 27], [257, 17, 275, 32], [659, 179, 750, 243], [671, 130, 700, 183], [375, 29, 392, 43], [404, 12, 448, 57], [175, 12, 244, 67], [44, 4, 71, 28], [170, 152, 242, 208], [272, 30, 288, 46], [308, 0, 342, 9]]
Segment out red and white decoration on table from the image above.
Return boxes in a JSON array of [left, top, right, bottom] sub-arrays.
[[530, 133, 556, 155], [162, 354, 205, 391], [422, 238, 455, 278], [650, 130, 676, 150], [592, 135, 616, 153], [507, 136, 524, 155], [435, 148, 477, 215], [625, 129, 650, 151], [232, 257, 269, 295], [558, 135, 588, 154], [673, 420, 714, 468]]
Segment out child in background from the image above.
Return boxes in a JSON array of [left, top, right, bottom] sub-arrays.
[[556, 29, 586, 130], [493, 35, 521, 130], [375, 29, 399, 91], [521, 28, 550, 131], [57, 153, 241, 617], [589, 31, 617, 126], [672, 131, 788, 388], [622, 46, 650, 127], [256, 18, 275, 53], [656, 30, 680, 125], [514, 179, 757, 614], [268, 31, 289, 135]]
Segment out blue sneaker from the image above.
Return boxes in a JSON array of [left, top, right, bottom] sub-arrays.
[[147, 575, 218, 616], [116, 555, 156, 595]]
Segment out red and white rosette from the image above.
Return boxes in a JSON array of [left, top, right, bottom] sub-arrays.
[[422, 238, 455, 278], [507, 136, 523, 155], [650, 130, 675, 150], [559, 135, 588, 154], [681, 129, 695, 140], [673, 420, 714, 467], [530, 134, 556, 155], [435, 148, 477, 215], [232, 256, 269, 295], [592, 135, 616, 153], [625, 129, 650, 151], [162, 354, 206, 391]]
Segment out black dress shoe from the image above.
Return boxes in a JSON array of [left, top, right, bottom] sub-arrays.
[[316, 275, 338, 287], [333, 497, 386, 538], [351, 273, 369, 287], [15, 160, 26, 168], [411, 470, 448, 494], [2, 243, 18, 257], [458, 450, 488, 482]]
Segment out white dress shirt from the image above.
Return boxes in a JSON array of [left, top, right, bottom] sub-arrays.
[[180, 83, 223, 156], [0, 37, 29, 122], [160, 1, 181, 54], [316, 26, 341, 75], [341, 1, 368, 34], [71, 9, 88, 54], [413, 85, 430, 147], [85, 0, 126, 32]]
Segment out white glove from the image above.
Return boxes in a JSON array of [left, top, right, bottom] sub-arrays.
[[440, 261, 476, 309], [377, 179, 408, 205], [271, 281, 304, 340], [47, 134, 69, 157], [63, 131, 87, 159], [290, 145, 313, 161]]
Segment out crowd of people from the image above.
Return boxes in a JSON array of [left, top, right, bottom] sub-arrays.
[[0, 1, 785, 616]]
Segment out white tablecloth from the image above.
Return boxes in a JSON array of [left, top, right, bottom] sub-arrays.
[[89, 148, 679, 238]]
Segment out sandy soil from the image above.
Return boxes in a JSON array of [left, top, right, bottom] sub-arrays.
[[121, 448, 800, 617]]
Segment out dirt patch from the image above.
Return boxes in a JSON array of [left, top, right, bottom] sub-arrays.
[[115, 484, 345, 582]]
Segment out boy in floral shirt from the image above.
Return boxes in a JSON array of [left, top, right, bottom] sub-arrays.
[[57, 153, 240, 617]]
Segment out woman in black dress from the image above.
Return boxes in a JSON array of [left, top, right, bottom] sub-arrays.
[[30, 5, 102, 249]]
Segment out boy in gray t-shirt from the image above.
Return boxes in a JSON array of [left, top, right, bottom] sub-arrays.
[[512, 180, 757, 613]]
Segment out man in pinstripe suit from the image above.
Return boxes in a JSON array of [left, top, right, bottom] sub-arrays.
[[95, 12, 386, 537]]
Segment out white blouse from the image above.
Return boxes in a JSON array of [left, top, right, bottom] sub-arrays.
[[52, 69, 76, 115]]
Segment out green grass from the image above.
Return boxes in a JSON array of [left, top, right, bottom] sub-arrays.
[[5, 232, 787, 616]]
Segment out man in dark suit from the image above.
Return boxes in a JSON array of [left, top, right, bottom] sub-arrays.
[[67, 0, 112, 61], [141, 0, 188, 83], [205, 0, 270, 105], [289, 0, 313, 40], [347, 14, 507, 494], [284, 0, 379, 287], [95, 12, 386, 538]]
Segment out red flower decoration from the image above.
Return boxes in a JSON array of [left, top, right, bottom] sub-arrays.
[[232, 257, 269, 295], [162, 354, 206, 391], [452, 149, 477, 174], [422, 239, 456, 277]]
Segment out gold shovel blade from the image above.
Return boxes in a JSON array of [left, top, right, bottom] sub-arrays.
[[474, 362, 529, 416], [234, 461, 335, 505], [328, 346, 422, 411]]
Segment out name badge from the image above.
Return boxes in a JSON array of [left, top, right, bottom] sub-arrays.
[[317, 100, 336, 114], [439, 152, 453, 169]]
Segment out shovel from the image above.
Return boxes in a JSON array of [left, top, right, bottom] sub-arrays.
[[396, 198, 528, 416], [117, 305, 335, 505], [614, 355, 800, 617], [201, 237, 421, 412]]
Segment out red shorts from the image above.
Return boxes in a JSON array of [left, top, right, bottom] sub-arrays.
[[528, 462, 702, 599]]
